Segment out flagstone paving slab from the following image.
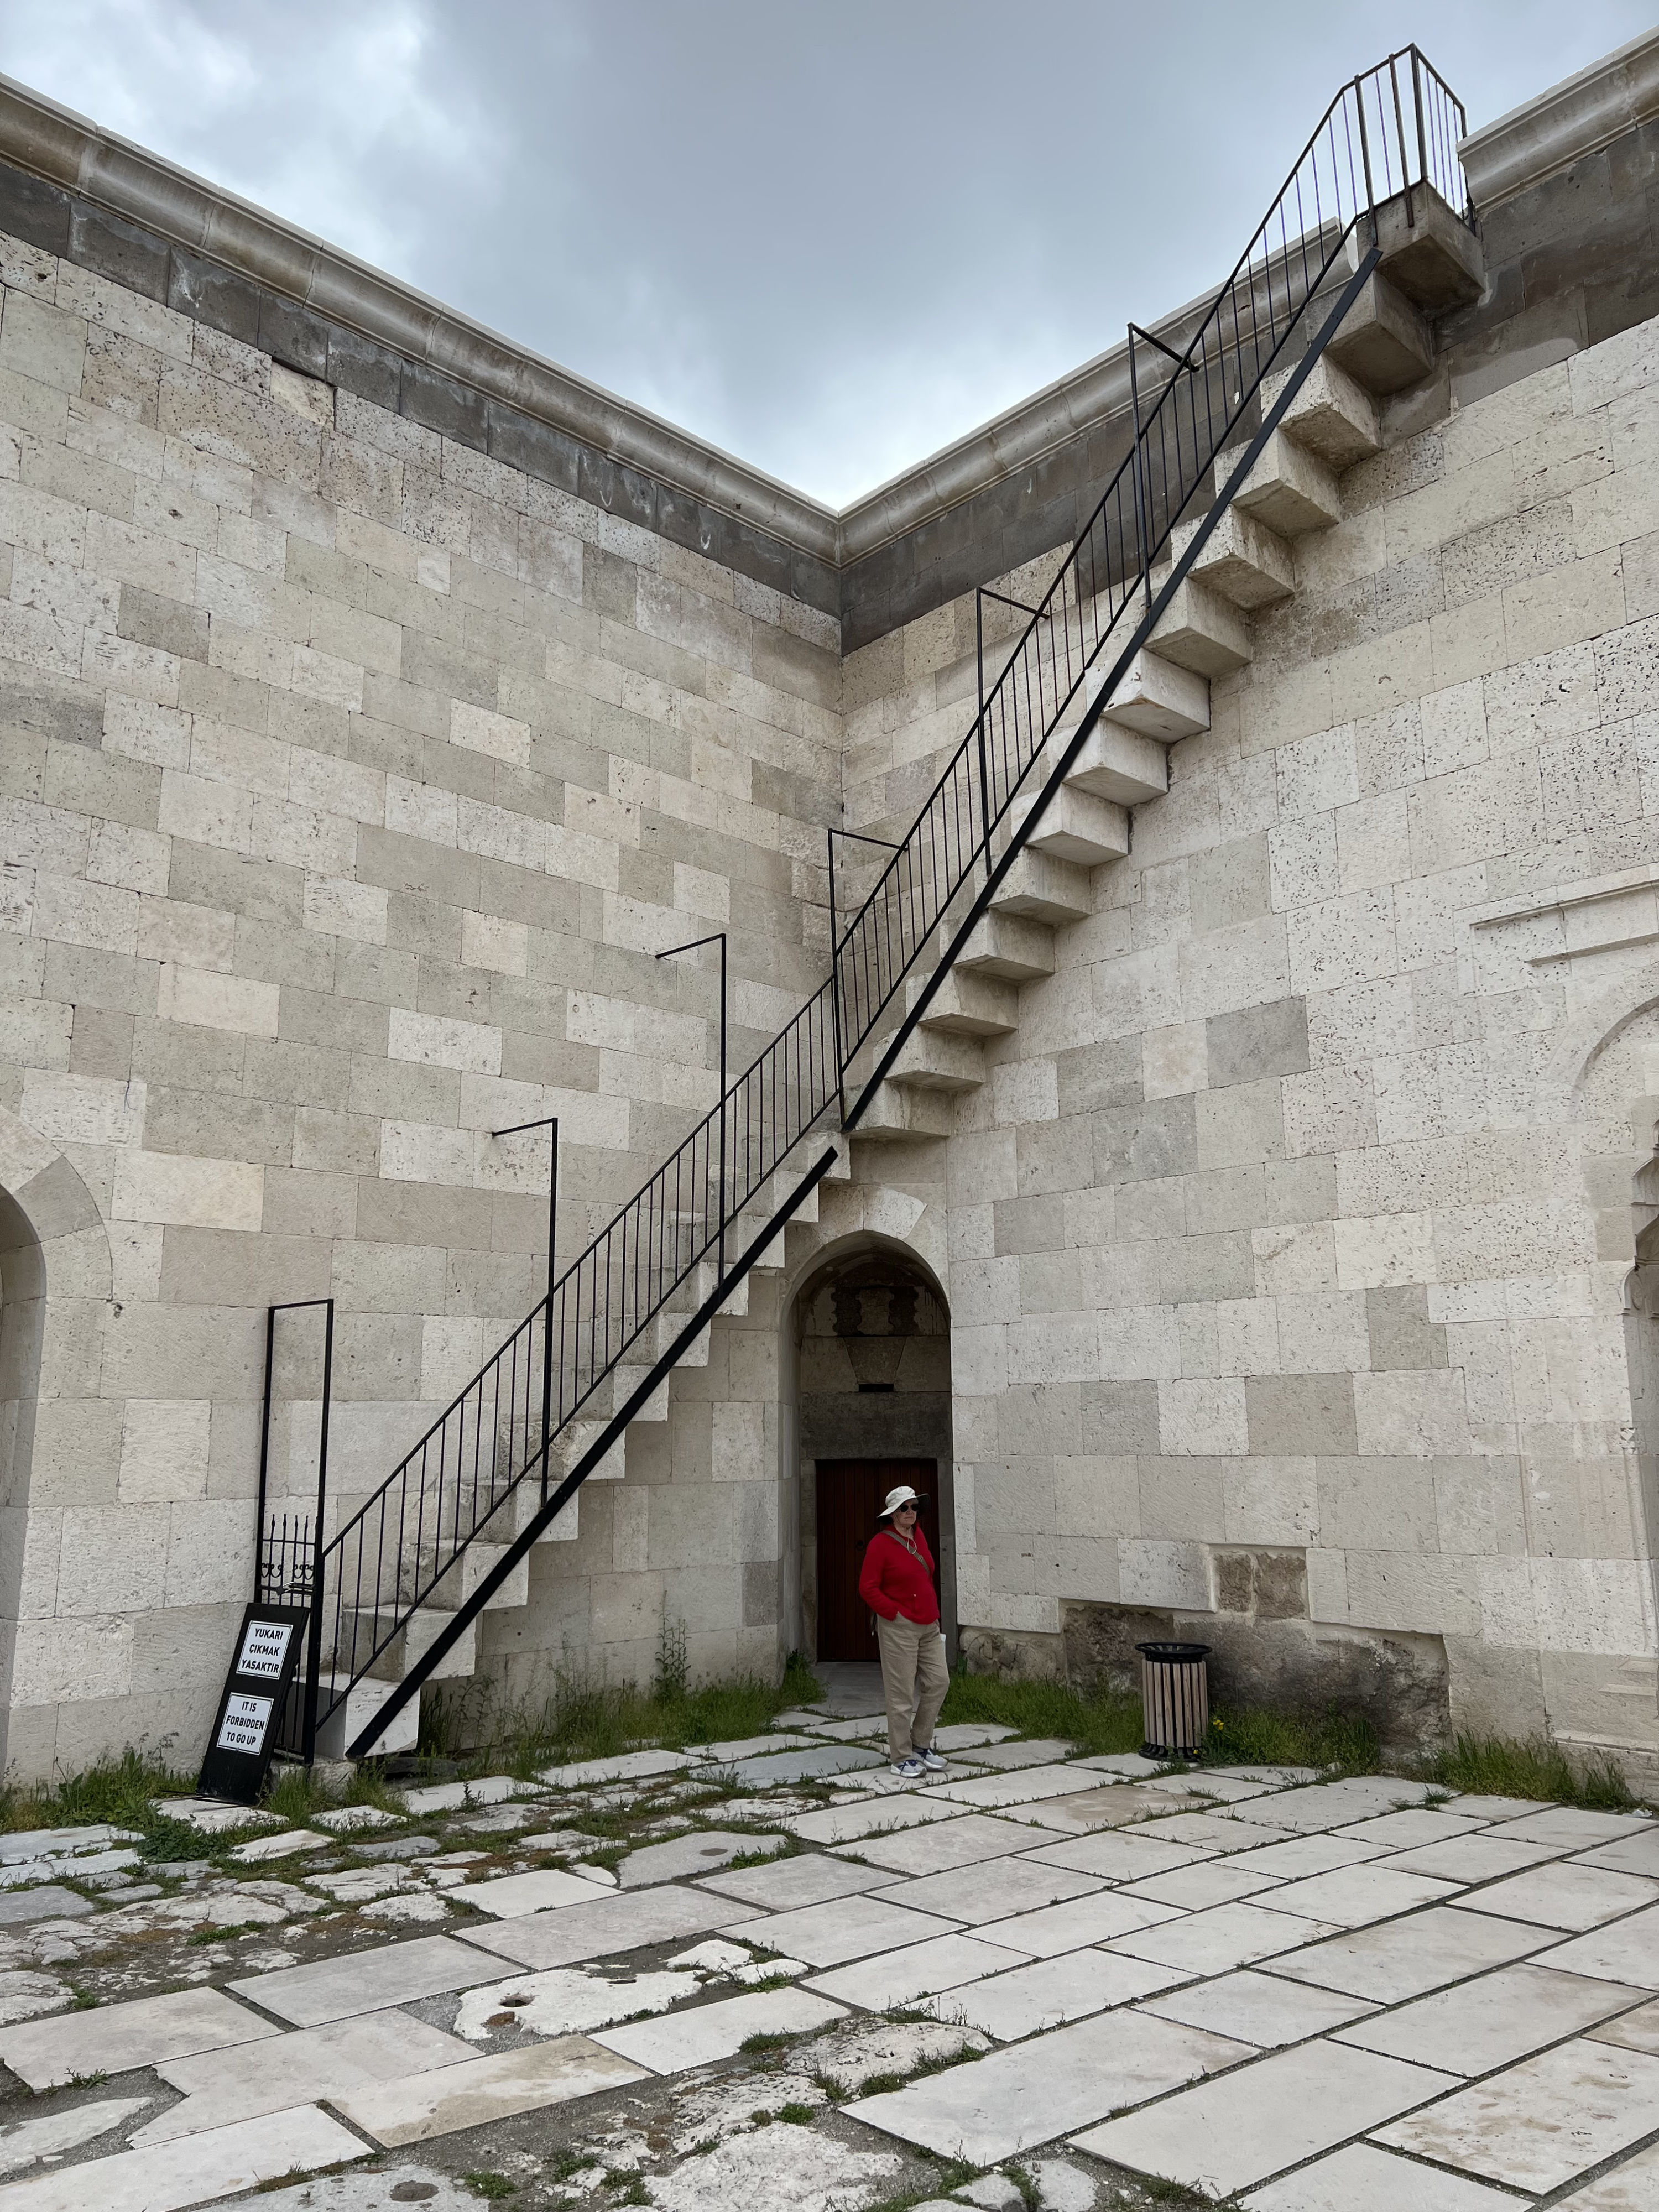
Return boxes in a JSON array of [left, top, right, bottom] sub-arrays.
[[1013, 1784, 1192, 1831], [1239, 2141, 1521, 2208], [1226, 1783, 1433, 1834], [931, 1725, 1017, 1750], [645, 2124, 902, 2212], [446, 1867, 613, 1918], [228, 1829, 329, 1863], [1442, 1795, 1552, 1819], [1254, 1863, 1459, 1927], [1491, 1808, 1653, 1849], [1535, 1902, 1659, 1987], [1074, 2036, 1458, 2199], [923, 1950, 1192, 2041], [0, 1985, 278, 2090], [536, 1750, 691, 1790], [0, 2099, 152, 2176], [1218, 1832, 1387, 1880], [456, 1886, 758, 1969], [782, 1797, 964, 1846], [1121, 1810, 1294, 1853], [968, 1739, 1083, 1770], [807, 1933, 1031, 2011], [1332, 1961, 1646, 2075], [1575, 1829, 1659, 1877], [152, 1800, 283, 1834], [229, 1935, 498, 2026], [831, 1814, 1048, 1877], [847, 2007, 1250, 2163], [1590, 1994, 1659, 2054], [0, 2105, 366, 2212], [134, 2011, 475, 2142], [1136, 1966, 1376, 2047], [1019, 1829, 1208, 1881], [872, 1859, 1101, 1925], [595, 1985, 845, 2072], [697, 1853, 888, 1912], [1118, 1860, 1286, 1910], [924, 1765, 1108, 1811], [1449, 1860, 1659, 1931], [401, 1776, 527, 1813], [732, 1894, 959, 1969], [714, 1745, 885, 1787], [1106, 1900, 1340, 1975], [1553, 2137, 1659, 2207], [333, 2033, 649, 2146], [1334, 1809, 1493, 1849], [312, 1806, 404, 1834], [0, 1976, 69, 2027], [615, 1830, 787, 1890], [1374, 1833, 1565, 1883], [1374, 2036, 1659, 2193], [1265, 1906, 1555, 2002], [974, 1891, 1182, 1958], [0, 1890, 92, 1927]]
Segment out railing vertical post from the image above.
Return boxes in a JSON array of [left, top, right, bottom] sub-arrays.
[[718, 932, 728, 1279], [542, 1121, 557, 1500], [975, 589, 993, 881], [301, 1296, 334, 1766], [1128, 332, 1152, 615], [1411, 46, 1429, 204], [1391, 52, 1415, 227], [827, 827, 847, 1127], [255, 1302, 276, 1604]]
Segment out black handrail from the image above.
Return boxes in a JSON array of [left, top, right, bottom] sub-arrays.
[[286, 47, 1468, 1759]]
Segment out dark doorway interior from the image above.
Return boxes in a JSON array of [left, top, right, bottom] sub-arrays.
[[815, 1457, 940, 1662]]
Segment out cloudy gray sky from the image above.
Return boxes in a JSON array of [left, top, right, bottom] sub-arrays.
[[6, 3, 1651, 504]]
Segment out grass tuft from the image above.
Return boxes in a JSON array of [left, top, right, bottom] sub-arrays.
[[1418, 1731, 1634, 1809], [462, 2176, 517, 2201], [1197, 1704, 1380, 1775], [937, 1672, 1142, 1754]]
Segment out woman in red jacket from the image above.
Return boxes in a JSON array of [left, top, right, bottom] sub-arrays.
[[858, 1484, 950, 1780]]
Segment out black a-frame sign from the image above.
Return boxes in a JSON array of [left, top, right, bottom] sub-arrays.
[[196, 1603, 309, 1803]]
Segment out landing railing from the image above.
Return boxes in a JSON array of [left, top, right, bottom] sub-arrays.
[[282, 48, 1468, 1759]]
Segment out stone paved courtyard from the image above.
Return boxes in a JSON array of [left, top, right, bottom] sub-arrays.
[[2, 1694, 1659, 2208]]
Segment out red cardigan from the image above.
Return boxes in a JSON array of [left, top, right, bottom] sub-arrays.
[[859, 1525, 940, 1625]]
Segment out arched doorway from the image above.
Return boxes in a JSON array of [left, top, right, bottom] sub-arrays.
[[790, 1244, 955, 1665]]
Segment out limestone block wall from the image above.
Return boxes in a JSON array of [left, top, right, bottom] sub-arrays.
[[0, 222, 841, 1773], [845, 311, 1659, 1766]]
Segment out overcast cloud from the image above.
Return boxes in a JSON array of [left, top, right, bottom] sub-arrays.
[[4, 2, 1651, 505]]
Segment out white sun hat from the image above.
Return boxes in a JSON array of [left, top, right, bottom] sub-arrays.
[[879, 1484, 927, 1519]]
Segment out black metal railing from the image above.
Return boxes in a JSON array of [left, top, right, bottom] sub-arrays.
[[299, 48, 1467, 1757]]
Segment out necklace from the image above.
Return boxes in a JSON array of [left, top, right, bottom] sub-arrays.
[[889, 1527, 922, 1561]]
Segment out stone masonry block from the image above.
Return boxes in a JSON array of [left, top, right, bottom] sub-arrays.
[[1245, 1371, 1359, 1457]]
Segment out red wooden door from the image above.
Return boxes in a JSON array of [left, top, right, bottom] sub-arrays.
[[815, 1459, 939, 1662]]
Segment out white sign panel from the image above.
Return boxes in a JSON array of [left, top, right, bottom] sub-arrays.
[[237, 1619, 294, 1681], [216, 1693, 273, 1755]]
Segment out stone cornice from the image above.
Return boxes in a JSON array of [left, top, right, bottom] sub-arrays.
[[2, 41, 1654, 579], [1460, 28, 1659, 212]]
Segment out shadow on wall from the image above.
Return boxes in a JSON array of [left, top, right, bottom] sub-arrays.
[[792, 1245, 956, 1666]]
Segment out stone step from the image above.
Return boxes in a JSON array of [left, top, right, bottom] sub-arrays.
[[1326, 269, 1434, 394], [1101, 648, 1212, 742], [906, 968, 1019, 1037], [854, 1082, 956, 1143], [1234, 431, 1344, 536], [1007, 783, 1130, 866], [1064, 718, 1170, 806], [1149, 572, 1254, 676], [419, 1540, 530, 1615], [345, 1606, 477, 1686], [1370, 186, 1485, 312], [1172, 507, 1295, 608], [988, 848, 1092, 924], [1261, 354, 1380, 469], [612, 1366, 670, 1422], [888, 1027, 987, 1094], [315, 1672, 419, 1760], [957, 911, 1056, 980]]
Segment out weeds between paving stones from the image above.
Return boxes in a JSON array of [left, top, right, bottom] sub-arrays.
[[1419, 1729, 1636, 1808], [462, 2177, 517, 2201]]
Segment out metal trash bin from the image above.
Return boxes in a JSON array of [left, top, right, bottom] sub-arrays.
[[1136, 1640, 1211, 1760]]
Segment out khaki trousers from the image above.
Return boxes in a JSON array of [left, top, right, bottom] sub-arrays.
[[875, 1611, 949, 1762]]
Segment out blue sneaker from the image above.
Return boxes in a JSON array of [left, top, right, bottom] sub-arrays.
[[892, 1757, 926, 1780], [915, 1746, 947, 1773]]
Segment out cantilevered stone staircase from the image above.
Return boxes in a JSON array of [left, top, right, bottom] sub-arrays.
[[282, 51, 1481, 1762]]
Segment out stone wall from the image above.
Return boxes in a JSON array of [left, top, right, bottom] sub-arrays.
[[0, 223, 841, 1773], [841, 307, 1659, 1768]]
